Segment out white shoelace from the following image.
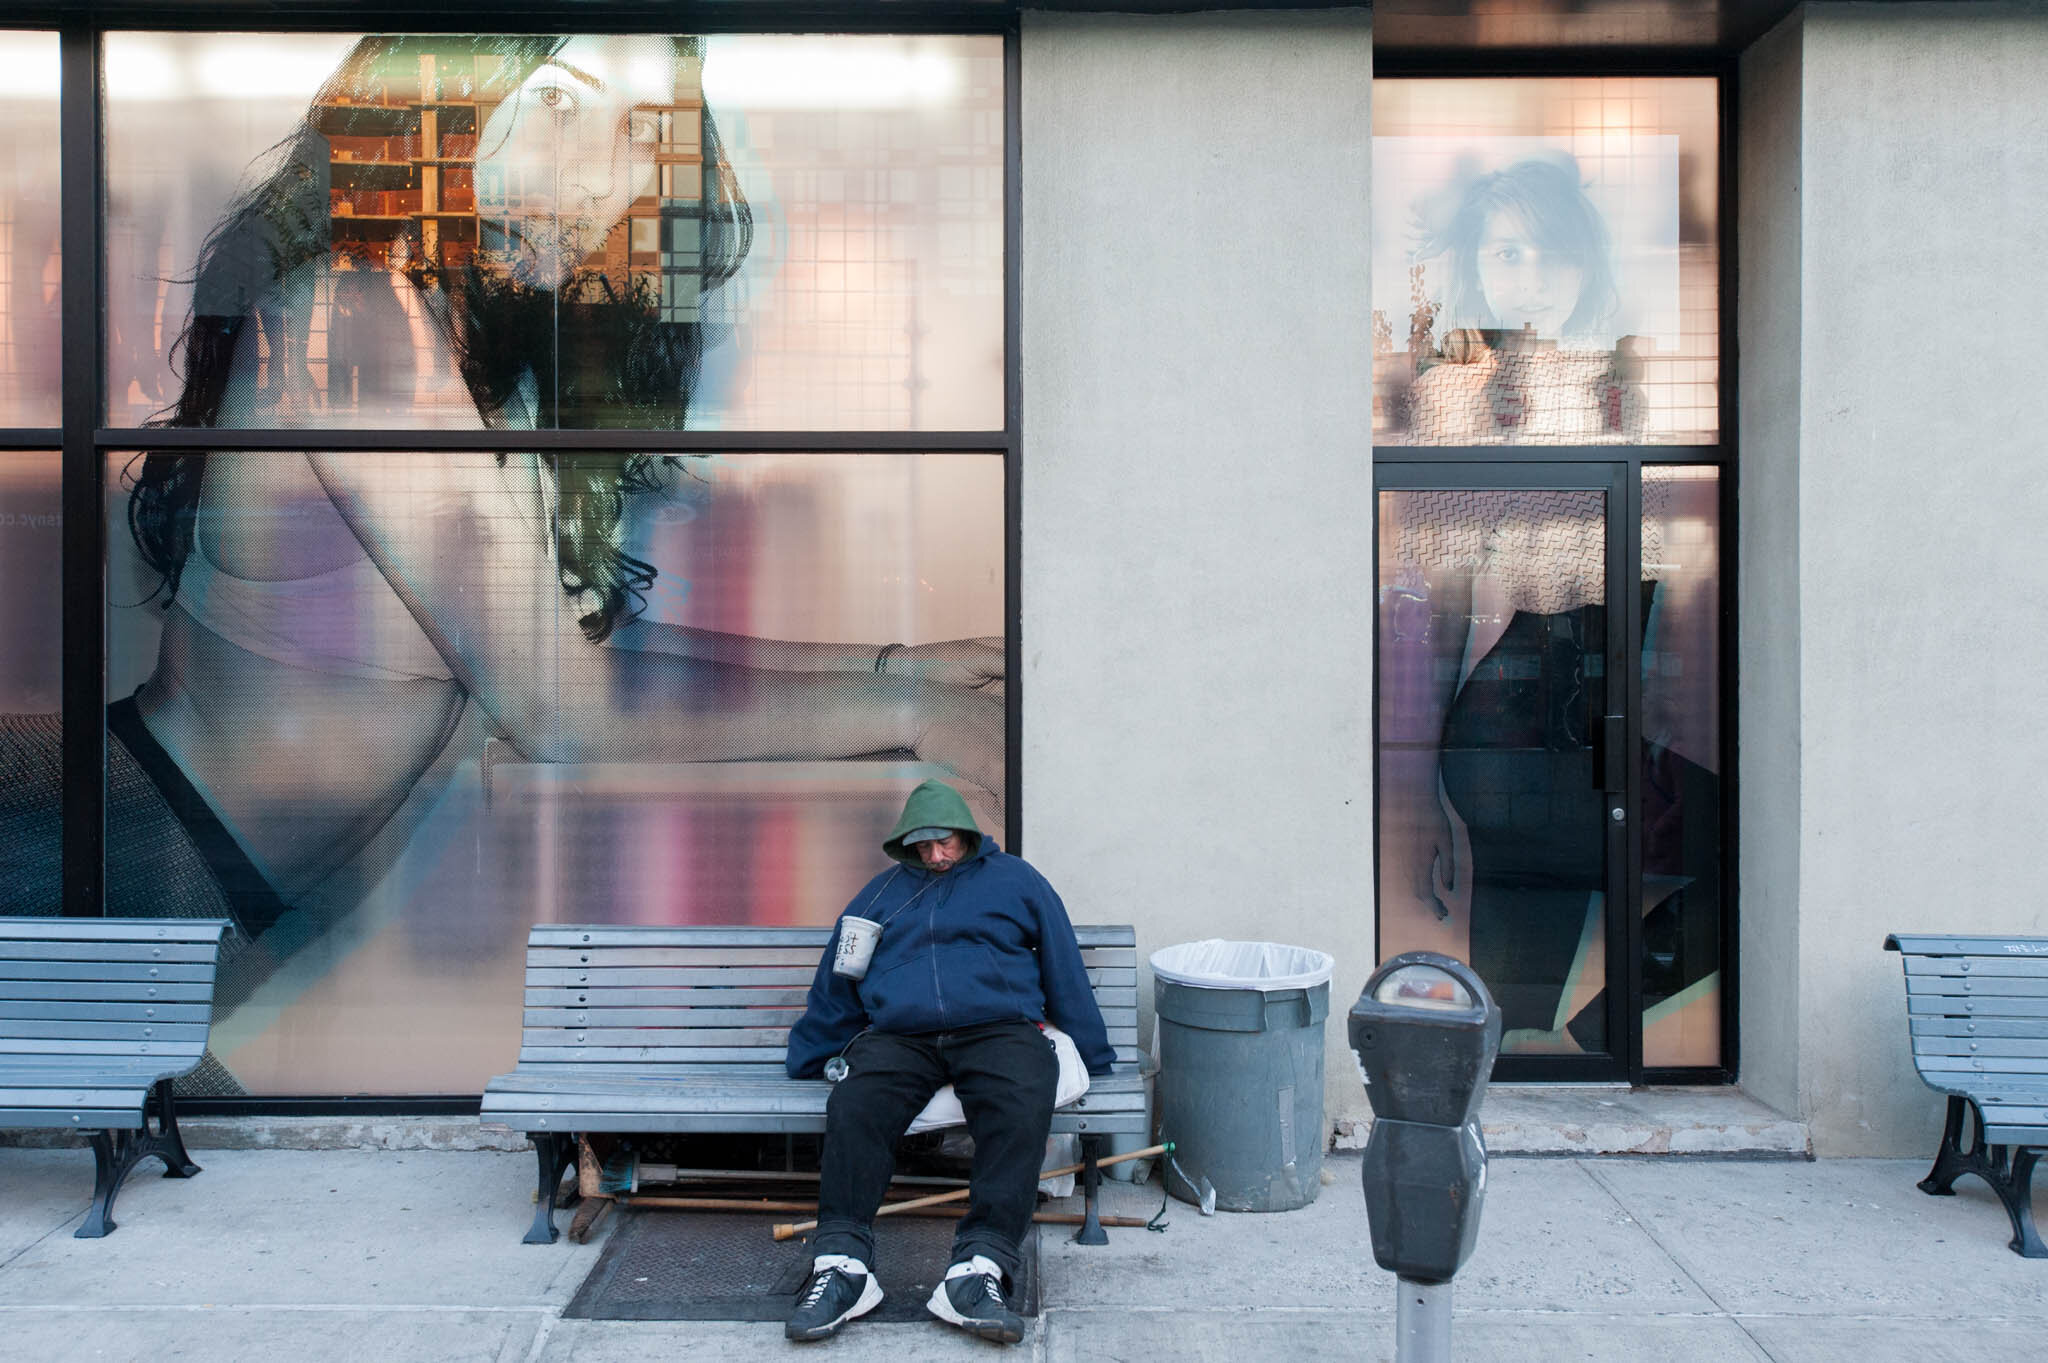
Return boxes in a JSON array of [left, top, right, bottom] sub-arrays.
[[801, 1255, 867, 1308]]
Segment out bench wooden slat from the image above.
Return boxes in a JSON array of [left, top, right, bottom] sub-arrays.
[[518, 1004, 1142, 1030], [0, 1020, 211, 1043], [486, 1068, 1149, 1095], [528, 924, 1137, 949], [0, 1002, 213, 1024], [524, 1007, 809, 1028], [0, 1038, 207, 1057], [0, 920, 228, 944], [525, 1027, 800, 1048], [0, 1086, 154, 1107], [0, 980, 217, 1003], [0, 961, 217, 983], [516, 1044, 1145, 1068], [1907, 976, 2048, 998], [0, 942, 221, 964], [1913, 1055, 2048, 1074], [517, 1023, 1143, 1052], [525, 987, 814, 1008], [527, 945, 1138, 970], [1887, 934, 2048, 958], [1909, 1017, 2048, 1039], [1903, 956, 2048, 979], [526, 965, 1139, 990], [1911, 1038, 2048, 1060], [480, 1112, 1150, 1137], [1908, 996, 2048, 1019], [0, 1107, 153, 1127]]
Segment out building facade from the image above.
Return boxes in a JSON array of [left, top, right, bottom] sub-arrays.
[[0, 0, 2041, 1156]]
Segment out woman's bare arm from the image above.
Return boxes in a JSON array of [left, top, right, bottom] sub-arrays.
[[303, 449, 1003, 795], [606, 621, 1004, 691]]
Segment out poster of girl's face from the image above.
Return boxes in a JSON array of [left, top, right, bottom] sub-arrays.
[[1373, 135, 1681, 357], [1372, 76, 1720, 448]]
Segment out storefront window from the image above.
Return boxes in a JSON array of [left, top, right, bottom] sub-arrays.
[[1640, 464, 1721, 1068], [0, 451, 62, 916], [104, 33, 1004, 431], [104, 448, 1004, 1094], [1373, 78, 1719, 446], [0, 32, 60, 427]]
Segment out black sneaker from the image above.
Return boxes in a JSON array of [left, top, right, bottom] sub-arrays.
[[925, 1254, 1024, 1344], [786, 1255, 884, 1342]]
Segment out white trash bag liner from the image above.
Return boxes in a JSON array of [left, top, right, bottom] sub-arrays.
[[1150, 939, 1335, 992]]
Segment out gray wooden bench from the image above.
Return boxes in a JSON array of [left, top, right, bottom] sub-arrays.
[[1885, 932, 2048, 1257], [0, 916, 230, 1238], [482, 924, 1148, 1246]]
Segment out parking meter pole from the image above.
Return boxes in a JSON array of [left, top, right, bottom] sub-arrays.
[[1395, 1278, 1452, 1363]]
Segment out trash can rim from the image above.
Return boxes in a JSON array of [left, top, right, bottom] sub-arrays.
[[1149, 938, 1336, 991]]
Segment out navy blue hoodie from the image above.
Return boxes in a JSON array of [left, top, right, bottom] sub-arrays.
[[785, 834, 1115, 1079]]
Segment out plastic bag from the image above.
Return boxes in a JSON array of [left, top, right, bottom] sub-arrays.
[[905, 1023, 1090, 1134], [1149, 939, 1335, 991]]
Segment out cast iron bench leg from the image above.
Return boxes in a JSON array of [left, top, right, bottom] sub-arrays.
[[1073, 1134, 1108, 1245], [1916, 1096, 1973, 1196], [525, 1132, 574, 1244], [145, 1077, 203, 1179], [2004, 1147, 2044, 1258], [1916, 1098, 2046, 1258], [75, 1082, 204, 1238], [76, 1130, 133, 1239]]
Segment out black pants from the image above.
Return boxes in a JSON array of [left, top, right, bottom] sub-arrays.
[[812, 1019, 1058, 1286]]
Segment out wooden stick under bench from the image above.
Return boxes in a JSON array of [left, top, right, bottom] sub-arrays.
[[771, 1142, 1169, 1241]]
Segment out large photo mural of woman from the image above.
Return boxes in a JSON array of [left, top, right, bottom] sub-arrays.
[[0, 34, 1010, 1094]]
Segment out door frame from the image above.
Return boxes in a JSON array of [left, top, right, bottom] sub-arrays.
[[1375, 460, 1632, 1082]]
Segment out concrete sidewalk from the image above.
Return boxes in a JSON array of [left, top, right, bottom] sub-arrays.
[[0, 1146, 2041, 1362]]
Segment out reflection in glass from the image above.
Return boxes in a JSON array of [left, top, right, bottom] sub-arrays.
[[0, 32, 60, 426], [0, 451, 61, 915], [1378, 487, 1610, 1056], [1640, 465, 1721, 1068], [104, 33, 1004, 431], [1374, 78, 1719, 446], [104, 449, 1003, 1094]]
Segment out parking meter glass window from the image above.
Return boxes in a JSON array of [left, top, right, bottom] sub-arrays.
[[1372, 964, 1474, 1012]]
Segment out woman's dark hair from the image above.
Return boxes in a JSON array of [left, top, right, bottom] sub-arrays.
[[1428, 157, 1617, 342], [130, 34, 753, 641]]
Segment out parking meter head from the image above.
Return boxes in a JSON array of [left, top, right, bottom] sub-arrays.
[[1347, 953, 1501, 1126]]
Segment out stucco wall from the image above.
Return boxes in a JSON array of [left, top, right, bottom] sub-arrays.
[[1736, 9, 1805, 1125], [1754, 2, 2048, 1154], [1019, 11, 1377, 1136]]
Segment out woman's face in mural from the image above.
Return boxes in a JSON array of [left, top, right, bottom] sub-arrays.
[[476, 35, 672, 288], [1476, 207, 1584, 339]]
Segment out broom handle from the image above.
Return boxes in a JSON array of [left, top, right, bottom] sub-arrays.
[[621, 1195, 1153, 1232], [771, 1141, 1169, 1242]]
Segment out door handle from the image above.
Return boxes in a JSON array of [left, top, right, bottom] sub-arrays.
[[1601, 714, 1626, 792]]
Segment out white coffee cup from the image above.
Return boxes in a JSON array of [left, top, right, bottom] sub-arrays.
[[833, 916, 883, 980]]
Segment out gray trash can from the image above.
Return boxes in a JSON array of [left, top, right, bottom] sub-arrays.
[[1151, 939, 1336, 1213]]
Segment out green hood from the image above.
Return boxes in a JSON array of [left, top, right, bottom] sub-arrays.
[[882, 779, 985, 866]]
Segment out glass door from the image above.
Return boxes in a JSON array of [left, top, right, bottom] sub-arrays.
[[1376, 463, 1628, 1079]]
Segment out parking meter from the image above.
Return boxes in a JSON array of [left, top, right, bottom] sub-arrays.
[[1348, 953, 1501, 1363]]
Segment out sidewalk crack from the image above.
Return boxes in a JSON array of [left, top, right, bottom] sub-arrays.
[[0, 1203, 87, 1273], [1577, 1159, 1784, 1363]]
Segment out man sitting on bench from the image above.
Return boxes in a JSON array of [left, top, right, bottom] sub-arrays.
[[783, 779, 1114, 1344]]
